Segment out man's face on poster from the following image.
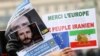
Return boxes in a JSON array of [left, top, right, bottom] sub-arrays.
[[11, 15, 30, 31], [17, 26, 32, 45], [10, 15, 32, 45]]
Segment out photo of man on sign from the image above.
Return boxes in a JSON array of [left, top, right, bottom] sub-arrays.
[[9, 22, 43, 50]]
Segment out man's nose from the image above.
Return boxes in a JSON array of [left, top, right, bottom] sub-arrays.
[[24, 33, 28, 38]]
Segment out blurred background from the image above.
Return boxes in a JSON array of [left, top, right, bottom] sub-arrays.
[[0, 0, 100, 56]]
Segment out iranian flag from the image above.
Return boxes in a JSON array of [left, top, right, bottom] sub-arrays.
[[69, 29, 97, 48]]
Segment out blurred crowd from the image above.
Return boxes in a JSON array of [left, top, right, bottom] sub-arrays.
[[75, 48, 100, 56]]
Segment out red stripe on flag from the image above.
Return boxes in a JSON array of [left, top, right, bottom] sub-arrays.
[[71, 40, 97, 48]]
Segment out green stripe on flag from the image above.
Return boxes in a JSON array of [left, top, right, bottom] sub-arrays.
[[70, 29, 95, 36]]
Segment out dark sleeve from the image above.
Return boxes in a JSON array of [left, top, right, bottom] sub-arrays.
[[6, 40, 23, 56], [8, 50, 17, 56]]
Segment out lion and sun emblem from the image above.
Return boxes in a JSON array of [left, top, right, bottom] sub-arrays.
[[76, 33, 89, 44]]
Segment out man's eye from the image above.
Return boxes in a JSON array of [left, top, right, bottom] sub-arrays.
[[13, 26, 19, 31], [26, 31, 31, 33], [19, 33, 23, 36], [22, 22, 29, 26]]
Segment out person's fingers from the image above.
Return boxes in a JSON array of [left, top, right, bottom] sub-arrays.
[[62, 47, 73, 54], [71, 51, 77, 56], [61, 47, 76, 56], [61, 52, 73, 56], [62, 47, 71, 51], [67, 50, 77, 56]]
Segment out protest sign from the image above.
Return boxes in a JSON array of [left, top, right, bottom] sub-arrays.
[[42, 8, 98, 50], [17, 8, 98, 56], [6, 0, 48, 36], [17, 32, 60, 56], [5, 0, 49, 56], [5, 0, 98, 55]]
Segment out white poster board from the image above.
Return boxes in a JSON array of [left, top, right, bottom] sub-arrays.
[[42, 8, 98, 50]]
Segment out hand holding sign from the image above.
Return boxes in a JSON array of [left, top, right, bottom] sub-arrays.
[[48, 47, 76, 56]]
